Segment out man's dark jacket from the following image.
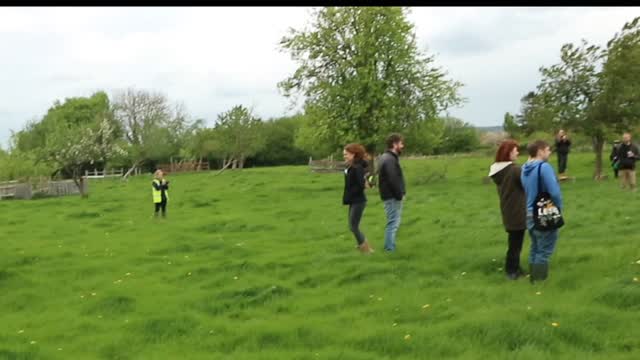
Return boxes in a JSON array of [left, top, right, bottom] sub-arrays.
[[377, 150, 405, 201]]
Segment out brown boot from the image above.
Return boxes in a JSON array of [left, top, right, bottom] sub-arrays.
[[359, 241, 375, 254]]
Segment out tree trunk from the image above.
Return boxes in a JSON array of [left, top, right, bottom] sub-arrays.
[[123, 159, 142, 180], [592, 135, 604, 180], [239, 155, 245, 169], [72, 173, 88, 199], [214, 159, 234, 176]]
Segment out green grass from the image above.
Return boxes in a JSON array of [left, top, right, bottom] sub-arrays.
[[1, 153, 639, 359]]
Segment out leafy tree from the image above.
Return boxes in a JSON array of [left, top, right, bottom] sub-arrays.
[[249, 114, 311, 166], [434, 117, 480, 154], [213, 105, 266, 169], [597, 17, 640, 134], [404, 117, 445, 155], [535, 16, 640, 179], [502, 112, 519, 138], [280, 7, 463, 154], [293, 108, 337, 158], [180, 120, 224, 169], [39, 97, 125, 197], [112, 88, 189, 177], [0, 150, 53, 182]]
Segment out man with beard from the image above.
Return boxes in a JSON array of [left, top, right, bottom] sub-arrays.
[[377, 133, 406, 252]]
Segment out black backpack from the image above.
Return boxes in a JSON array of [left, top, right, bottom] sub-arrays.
[[533, 163, 564, 231]]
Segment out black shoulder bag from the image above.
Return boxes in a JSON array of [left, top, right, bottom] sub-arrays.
[[533, 163, 564, 231]]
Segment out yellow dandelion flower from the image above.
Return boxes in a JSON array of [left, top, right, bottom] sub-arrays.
[[30, 340, 36, 345], [536, 291, 542, 295], [422, 304, 430, 309], [551, 322, 559, 327], [404, 334, 411, 340]]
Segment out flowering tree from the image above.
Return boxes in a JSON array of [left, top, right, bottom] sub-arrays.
[[43, 117, 125, 198]]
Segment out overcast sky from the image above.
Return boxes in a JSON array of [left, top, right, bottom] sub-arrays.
[[1, 7, 639, 148]]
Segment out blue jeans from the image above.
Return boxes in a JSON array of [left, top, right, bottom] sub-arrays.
[[526, 213, 559, 264], [383, 199, 403, 251]]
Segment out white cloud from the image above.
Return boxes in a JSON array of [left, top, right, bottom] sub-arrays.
[[1, 7, 639, 147]]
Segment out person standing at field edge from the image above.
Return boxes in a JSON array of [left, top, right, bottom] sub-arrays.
[[521, 140, 563, 283], [377, 133, 406, 252], [555, 129, 571, 180], [617, 132, 639, 192], [610, 140, 622, 179], [152, 169, 170, 218], [342, 143, 374, 254], [489, 140, 527, 280]]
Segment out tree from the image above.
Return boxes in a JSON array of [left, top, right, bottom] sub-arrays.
[[249, 114, 311, 166], [213, 105, 266, 169], [112, 88, 189, 178], [434, 116, 480, 154], [39, 96, 124, 197], [597, 17, 640, 134], [535, 16, 640, 179], [503, 112, 519, 138], [535, 40, 608, 178], [279, 7, 463, 155], [181, 120, 222, 169], [404, 116, 445, 155]]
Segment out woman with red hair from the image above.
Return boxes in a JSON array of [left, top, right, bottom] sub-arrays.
[[488, 140, 527, 280], [343, 143, 374, 254]]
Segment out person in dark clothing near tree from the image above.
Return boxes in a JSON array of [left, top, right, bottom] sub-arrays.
[[343, 143, 374, 254], [489, 140, 527, 280], [377, 133, 406, 252], [610, 140, 622, 179], [617, 132, 639, 192], [555, 129, 571, 179], [152, 169, 170, 218]]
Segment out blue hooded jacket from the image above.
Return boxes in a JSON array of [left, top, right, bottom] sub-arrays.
[[521, 160, 563, 213]]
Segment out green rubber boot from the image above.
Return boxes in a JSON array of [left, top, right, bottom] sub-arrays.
[[529, 264, 546, 284], [540, 263, 549, 281]]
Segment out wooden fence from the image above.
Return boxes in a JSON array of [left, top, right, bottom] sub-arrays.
[[48, 179, 88, 197], [0, 178, 88, 200], [156, 161, 210, 174], [84, 168, 142, 179], [0, 181, 32, 200], [308, 156, 347, 173]]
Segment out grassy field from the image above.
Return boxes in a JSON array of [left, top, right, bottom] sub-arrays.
[[1, 153, 639, 359]]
